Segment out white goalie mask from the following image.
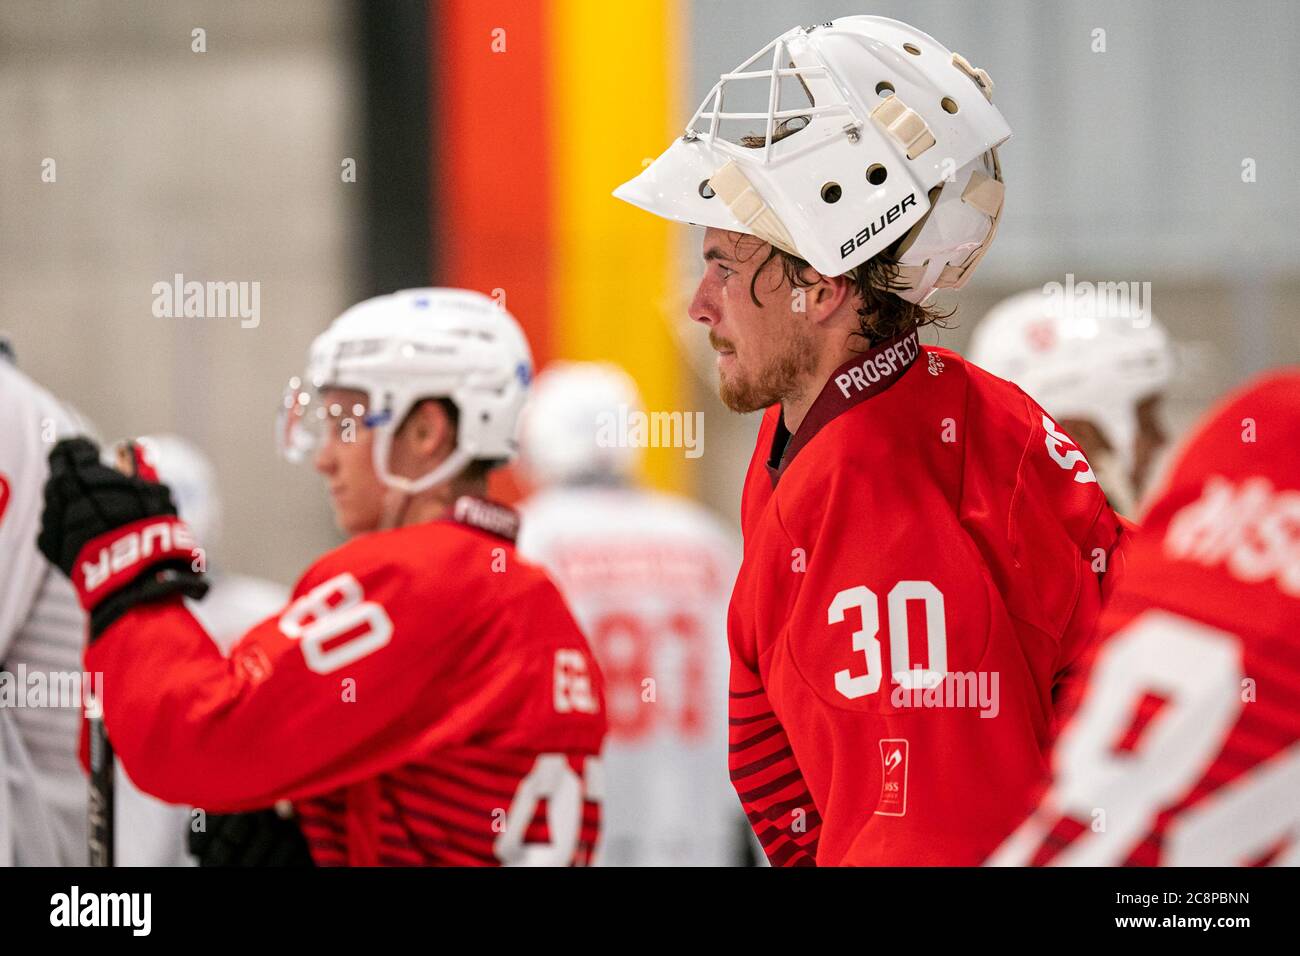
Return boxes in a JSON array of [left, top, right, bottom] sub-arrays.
[[614, 15, 1011, 303], [278, 288, 533, 495]]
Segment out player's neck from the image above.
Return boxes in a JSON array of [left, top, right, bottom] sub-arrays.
[[396, 494, 452, 528], [392, 479, 491, 528], [781, 391, 814, 436], [781, 340, 860, 434]]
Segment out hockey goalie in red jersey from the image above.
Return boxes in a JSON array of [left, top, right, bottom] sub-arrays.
[[37, 289, 606, 866], [990, 370, 1300, 866], [615, 16, 1125, 865]]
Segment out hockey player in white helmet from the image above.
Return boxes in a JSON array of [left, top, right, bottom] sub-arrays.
[[967, 290, 1174, 515], [517, 362, 747, 866], [37, 289, 605, 866], [615, 16, 1128, 866]]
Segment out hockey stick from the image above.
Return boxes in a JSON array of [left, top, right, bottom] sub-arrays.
[[84, 440, 150, 867], [86, 710, 114, 867]]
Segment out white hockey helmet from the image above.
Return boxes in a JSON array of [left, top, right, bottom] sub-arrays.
[[967, 289, 1174, 472], [278, 288, 533, 494], [134, 434, 222, 548], [519, 361, 644, 487], [614, 15, 1010, 303]]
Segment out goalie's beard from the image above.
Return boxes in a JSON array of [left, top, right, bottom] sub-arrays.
[[712, 321, 819, 416]]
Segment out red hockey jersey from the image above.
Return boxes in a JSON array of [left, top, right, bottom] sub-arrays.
[[86, 499, 607, 866], [990, 370, 1300, 866], [728, 330, 1125, 866]]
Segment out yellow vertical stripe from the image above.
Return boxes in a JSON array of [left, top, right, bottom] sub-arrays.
[[549, 0, 685, 492]]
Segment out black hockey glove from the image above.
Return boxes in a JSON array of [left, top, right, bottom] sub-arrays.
[[37, 437, 208, 639], [189, 808, 316, 867]]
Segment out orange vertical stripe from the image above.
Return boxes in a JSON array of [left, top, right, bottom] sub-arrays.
[[434, 0, 553, 367], [435, 0, 687, 498]]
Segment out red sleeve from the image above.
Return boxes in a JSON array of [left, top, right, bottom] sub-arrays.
[[727, 645, 821, 867], [961, 380, 1127, 732], [1005, 404, 1128, 724], [1050, 513, 1127, 725], [86, 532, 545, 812]]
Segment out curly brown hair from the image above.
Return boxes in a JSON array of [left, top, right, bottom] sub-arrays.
[[747, 243, 950, 349]]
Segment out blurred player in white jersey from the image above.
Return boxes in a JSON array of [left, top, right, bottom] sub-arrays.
[[0, 349, 93, 865], [112, 435, 288, 866], [517, 362, 747, 866], [967, 289, 1174, 515], [0, 347, 290, 866]]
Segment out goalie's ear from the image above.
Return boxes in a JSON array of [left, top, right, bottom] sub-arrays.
[[806, 271, 854, 325]]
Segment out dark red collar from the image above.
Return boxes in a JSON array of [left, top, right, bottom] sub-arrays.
[[766, 328, 921, 485], [450, 495, 520, 542]]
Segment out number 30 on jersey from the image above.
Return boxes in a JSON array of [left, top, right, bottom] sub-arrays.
[[830, 580, 948, 699]]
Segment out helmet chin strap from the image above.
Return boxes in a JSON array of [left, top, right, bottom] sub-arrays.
[[373, 439, 474, 530]]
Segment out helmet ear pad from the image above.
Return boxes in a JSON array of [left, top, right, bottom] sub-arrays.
[[368, 396, 471, 497]]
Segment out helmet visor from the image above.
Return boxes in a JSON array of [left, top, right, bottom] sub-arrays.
[[276, 377, 375, 464]]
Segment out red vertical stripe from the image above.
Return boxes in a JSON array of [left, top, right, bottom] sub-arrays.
[[433, 0, 553, 368]]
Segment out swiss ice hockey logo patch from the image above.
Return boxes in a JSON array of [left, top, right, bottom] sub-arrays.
[[876, 738, 909, 816]]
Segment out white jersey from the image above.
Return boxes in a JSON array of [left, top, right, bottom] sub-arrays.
[[518, 484, 744, 866], [0, 360, 91, 865]]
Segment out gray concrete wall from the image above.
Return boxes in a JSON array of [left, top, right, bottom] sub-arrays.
[[0, 0, 361, 583]]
